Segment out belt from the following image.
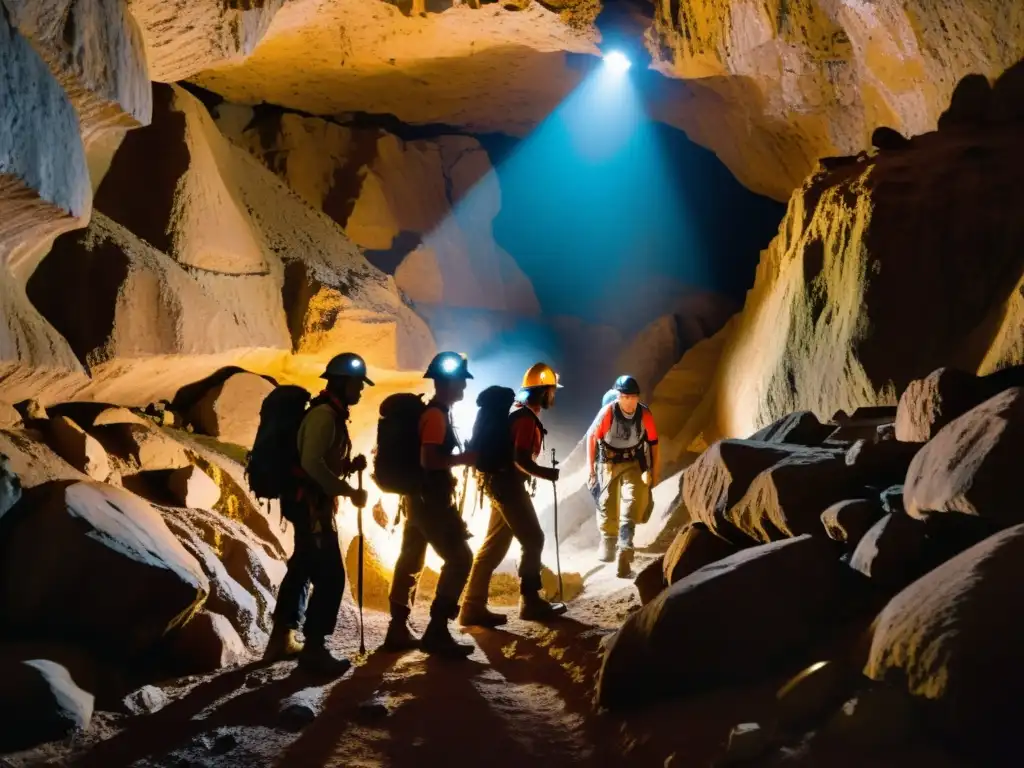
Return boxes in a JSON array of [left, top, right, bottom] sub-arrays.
[[599, 444, 643, 464]]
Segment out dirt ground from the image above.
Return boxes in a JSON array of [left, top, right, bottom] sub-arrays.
[[3, 555, 793, 768]]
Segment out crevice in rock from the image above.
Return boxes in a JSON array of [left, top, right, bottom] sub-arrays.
[[94, 84, 189, 254], [27, 230, 129, 374], [363, 231, 423, 275]]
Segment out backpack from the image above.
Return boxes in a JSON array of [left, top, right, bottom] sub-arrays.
[[467, 386, 517, 473], [245, 385, 311, 501], [373, 393, 428, 495]]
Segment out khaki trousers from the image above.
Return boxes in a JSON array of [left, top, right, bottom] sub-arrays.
[[596, 461, 649, 551], [464, 473, 545, 606]]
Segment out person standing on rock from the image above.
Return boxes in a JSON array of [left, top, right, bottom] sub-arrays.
[[459, 363, 568, 627], [263, 352, 370, 676], [587, 374, 659, 578], [381, 352, 478, 658]]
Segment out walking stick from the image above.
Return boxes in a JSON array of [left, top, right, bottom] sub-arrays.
[[550, 447, 563, 602], [356, 468, 366, 656]]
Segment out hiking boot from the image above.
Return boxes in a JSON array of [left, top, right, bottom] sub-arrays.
[[381, 619, 422, 653], [597, 537, 616, 563], [519, 592, 568, 622], [458, 603, 508, 628], [421, 618, 474, 659], [616, 547, 634, 578], [298, 643, 351, 677], [262, 626, 304, 662]]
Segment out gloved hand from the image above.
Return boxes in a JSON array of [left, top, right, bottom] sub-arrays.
[[542, 466, 560, 483], [349, 454, 367, 473], [350, 488, 368, 508]]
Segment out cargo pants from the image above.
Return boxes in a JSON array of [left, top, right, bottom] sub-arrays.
[[597, 461, 650, 552], [464, 472, 545, 607], [389, 492, 473, 620]]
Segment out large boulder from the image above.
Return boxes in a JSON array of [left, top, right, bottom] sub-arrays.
[[663, 522, 742, 585], [895, 367, 987, 443], [0, 657, 94, 753], [165, 465, 221, 509], [166, 609, 249, 674], [820, 498, 883, 550], [90, 421, 191, 473], [904, 387, 1024, 529], [187, 371, 274, 448], [849, 513, 929, 592], [749, 411, 835, 447], [44, 415, 111, 481], [597, 535, 847, 709], [0, 481, 208, 658], [844, 438, 924, 490], [681, 440, 804, 541], [865, 523, 1024, 760], [160, 506, 277, 653], [728, 448, 859, 541]]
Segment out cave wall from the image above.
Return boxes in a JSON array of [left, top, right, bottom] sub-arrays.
[[215, 104, 541, 316], [652, 64, 1024, 470]]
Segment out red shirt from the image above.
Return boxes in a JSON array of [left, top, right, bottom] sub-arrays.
[[591, 403, 659, 445], [510, 404, 543, 459]]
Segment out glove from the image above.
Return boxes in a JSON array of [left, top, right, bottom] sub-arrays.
[[544, 467, 561, 483], [350, 488, 368, 508], [349, 454, 367, 473]]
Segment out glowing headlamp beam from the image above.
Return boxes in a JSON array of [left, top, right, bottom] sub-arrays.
[[603, 50, 631, 73]]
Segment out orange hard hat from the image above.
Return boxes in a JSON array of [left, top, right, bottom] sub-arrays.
[[522, 362, 563, 389]]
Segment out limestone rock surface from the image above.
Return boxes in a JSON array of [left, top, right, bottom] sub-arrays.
[[670, 100, 1024, 445], [0, 480, 208, 658], [128, 0, 285, 82], [3, 0, 151, 142], [866, 523, 1024, 760], [26, 83, 434, 406], [219, 107, 539, 316], [649, 1, 1024, 198], [192, 0, 597, 135]]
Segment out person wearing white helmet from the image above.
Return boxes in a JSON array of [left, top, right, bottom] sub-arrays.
[[263, 352, 371, 676]]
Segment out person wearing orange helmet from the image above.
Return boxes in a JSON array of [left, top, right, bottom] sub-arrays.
[[460, 362, 568, 626]]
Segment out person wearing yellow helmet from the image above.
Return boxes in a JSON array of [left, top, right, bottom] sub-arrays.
[[460, 362, 567, 626]]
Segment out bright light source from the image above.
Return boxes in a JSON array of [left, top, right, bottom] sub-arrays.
[[349, 358, 361, 368], [441, 355, 460, 374], [604, 50, 631, 73]]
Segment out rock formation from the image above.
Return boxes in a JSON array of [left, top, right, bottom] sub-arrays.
[[191, 0, 598, 136], [21, 82, 433, 406], [649, 1, 1024, 199], [216, 105, 540, 316], [661, 68, 1024, 446]]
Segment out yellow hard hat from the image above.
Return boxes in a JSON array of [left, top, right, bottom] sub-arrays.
[[522, 362, 563, 389]]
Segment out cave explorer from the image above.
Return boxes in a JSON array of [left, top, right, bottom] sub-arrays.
[[263, 352, 371, 676], [586, 374, 660, 578], [382, 352, 478, 658], [459, 363, 568, 627]]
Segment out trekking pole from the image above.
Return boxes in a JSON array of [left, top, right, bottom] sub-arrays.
[[356, 468, 366, 656], [550, 447, 563, 602]]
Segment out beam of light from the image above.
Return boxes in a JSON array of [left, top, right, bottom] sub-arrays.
[[603, 50, 631, 73]]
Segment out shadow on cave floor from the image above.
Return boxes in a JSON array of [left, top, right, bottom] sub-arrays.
[[4, 595, 799, 768]]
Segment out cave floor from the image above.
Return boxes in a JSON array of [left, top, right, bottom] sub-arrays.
[[9, 560, 788, 768]]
